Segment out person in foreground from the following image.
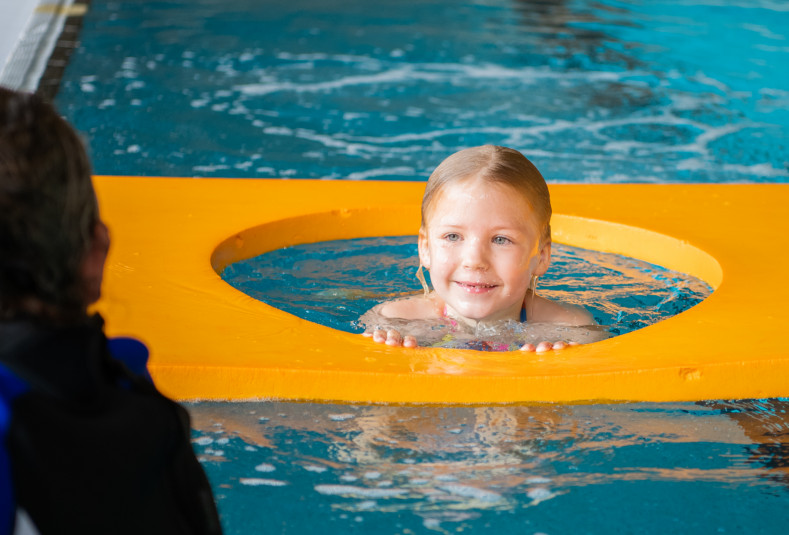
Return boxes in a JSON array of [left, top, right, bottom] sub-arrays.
[[362, 144, 597, 352], [0, 87, 222, 535]]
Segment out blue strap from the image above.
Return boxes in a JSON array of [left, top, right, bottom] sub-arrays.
[[108, 338, 152, 383]]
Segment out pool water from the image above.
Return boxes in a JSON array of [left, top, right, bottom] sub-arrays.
[[220, 237, 712, 347], [53, 0, 789, 533], [56, 0, 788, 182], [188, 399, 789, 534]]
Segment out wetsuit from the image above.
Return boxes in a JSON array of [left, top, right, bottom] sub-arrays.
[[0, 315, 222, 535]]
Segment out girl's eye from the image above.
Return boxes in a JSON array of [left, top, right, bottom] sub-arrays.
[[443, 233, 461, 242], [492, 236, 512, 245]]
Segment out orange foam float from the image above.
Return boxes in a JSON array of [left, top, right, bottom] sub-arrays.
[[93, 177, 788, 403]]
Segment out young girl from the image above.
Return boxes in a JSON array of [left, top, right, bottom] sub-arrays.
[[361, 145, 598, 352]]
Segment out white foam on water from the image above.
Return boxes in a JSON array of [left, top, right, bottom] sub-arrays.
[[423, 518, 441, 530], [240, 478, 288, 487], [345, 167, 416, 180], [276, 52, 382, 67], [437, 484, 503, 503], [527, 487, 557, 504], [357, 500, 377, 510], [314, 485, 408, 499], [719, 161, 789, 178], [234, 66, 441, 96], [303, 465, 328, 473], [193, 164, 230, 173], [255, 463, 276, 473], [233, 61, 641, 98]]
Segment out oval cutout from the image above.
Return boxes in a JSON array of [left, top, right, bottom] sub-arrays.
[[212, 208, 722, 290]]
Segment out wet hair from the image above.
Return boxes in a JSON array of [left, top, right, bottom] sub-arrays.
[[0, 87, 97, 321], [421, 145, 552, 244]]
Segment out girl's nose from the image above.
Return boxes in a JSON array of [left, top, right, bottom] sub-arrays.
[[462, 240, 488, 270]]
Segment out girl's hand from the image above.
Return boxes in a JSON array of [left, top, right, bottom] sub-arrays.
[[362, 329, 418, 348], [520, 341, 579, 353]]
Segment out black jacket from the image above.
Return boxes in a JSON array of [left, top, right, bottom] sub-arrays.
[[0, 315, 222, 535]]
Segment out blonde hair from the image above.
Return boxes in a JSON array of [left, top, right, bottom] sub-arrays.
[[421, 145, 552, 244]]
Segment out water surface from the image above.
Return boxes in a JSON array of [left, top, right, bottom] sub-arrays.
[[57, 0, 789, 182]]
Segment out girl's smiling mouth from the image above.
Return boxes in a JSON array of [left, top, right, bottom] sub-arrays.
[[454, 281, 498, 293]]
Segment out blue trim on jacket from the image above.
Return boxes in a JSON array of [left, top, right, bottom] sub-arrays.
[[0, 365, 30, 535]]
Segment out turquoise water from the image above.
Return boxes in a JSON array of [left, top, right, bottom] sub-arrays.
[[56, 0, 788, 182], [53, 0, 789, 533], [188, 400, 789, 534], [220, 237, 711, 340]]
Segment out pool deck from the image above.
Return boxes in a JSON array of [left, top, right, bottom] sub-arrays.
[[0, 0, 84, 93]]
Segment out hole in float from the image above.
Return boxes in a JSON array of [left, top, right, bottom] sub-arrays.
[[211, 209, 719, 346]]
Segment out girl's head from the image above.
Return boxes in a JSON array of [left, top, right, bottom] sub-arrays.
[[417, 146, 553, 323], [0, 87, 105, 322], [421, 145, 551, 246]]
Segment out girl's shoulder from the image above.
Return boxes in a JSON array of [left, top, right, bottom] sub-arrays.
[[530, 294, 596, 326], [377, 292, 444, 320]]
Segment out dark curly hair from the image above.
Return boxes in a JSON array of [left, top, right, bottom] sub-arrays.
[[0, 87, 97, 321]]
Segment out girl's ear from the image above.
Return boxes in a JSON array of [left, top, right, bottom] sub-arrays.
[[417, 227, 431, 269], [533, 239, 551, 277]]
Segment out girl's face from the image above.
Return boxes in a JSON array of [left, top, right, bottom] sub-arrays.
[[418, 176, 550, 324]]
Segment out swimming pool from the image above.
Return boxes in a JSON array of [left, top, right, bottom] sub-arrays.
[[53, 0, 789, 533]]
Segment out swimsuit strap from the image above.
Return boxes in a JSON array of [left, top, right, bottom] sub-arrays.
[[442, 305, 458, 328]]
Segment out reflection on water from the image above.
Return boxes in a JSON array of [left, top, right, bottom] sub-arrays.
[[702, 399, 789, 488], [189, 399, 789, 534]]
